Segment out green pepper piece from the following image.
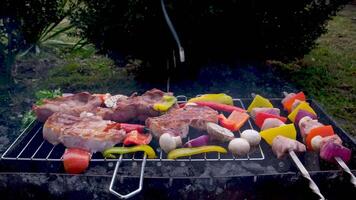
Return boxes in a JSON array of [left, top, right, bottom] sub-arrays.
[[167, 146, 227, 159], [102, 145, 157, 159], [153, 95, 177, 112]]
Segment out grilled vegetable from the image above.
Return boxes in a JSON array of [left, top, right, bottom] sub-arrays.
[[159, 133, 182, 153], [123, 131, 152, 146], [184, 135, 210, 147], [193, 101, 246, 113], [247, 95, 273, 112], [241, 129, 261, 146], [288, 101, 316, 122], [153, 95, 177, 112], [306, 125, 335, 151], [188, 93, 233, 105], [294, 109, 317, 126], [260, 124, 297, 145], [218, 111, 249, 131], [320, 141, 351, 163], [167, 146, 227, 159], [228, 138, 250, 156], [282, 92, 306, 112], [63, 148, 91, 174], [103, 145, 157, 159], [254, 112, 287, 128], [207, 122, 234, 142]]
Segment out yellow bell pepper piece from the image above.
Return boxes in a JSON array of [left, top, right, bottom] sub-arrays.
[[188, 94, 233, 105], [247, 95, 273, 112], [153, 95, 177, 112], [288, 101, 317, 122], [260, 124, 297, 145], [167, 146, 227, 159], [102, 145, 157, 159]]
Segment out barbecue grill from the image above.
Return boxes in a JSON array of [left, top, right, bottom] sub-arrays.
[[1, 97, 356, 199]]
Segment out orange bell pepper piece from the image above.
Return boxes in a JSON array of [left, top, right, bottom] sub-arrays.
[[283, 92, 306, 112], [218, 111, 249, 132], [306, 125, 335, 151]]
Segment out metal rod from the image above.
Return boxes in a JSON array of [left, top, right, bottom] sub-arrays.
[[335, 157, 356, 187], [161, 0, 185, 62], [109, 154, 147, 199], [31, 141, 45, 159], [289, 151, 325, 200], [17, 127, 42, 158], [1, 120, 36, 159], [46, 145, 57, 160]]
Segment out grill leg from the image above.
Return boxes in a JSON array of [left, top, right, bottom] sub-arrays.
[[109, 154, 147, 199]]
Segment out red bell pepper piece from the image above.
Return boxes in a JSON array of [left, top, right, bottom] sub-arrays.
[[283, 92, 306, 112], [123, 130, 152, 146], [254, 112, 287, 128], [63, 148, 91, 174], [194, 101, 246, 113], [306, 125, 335, 151]]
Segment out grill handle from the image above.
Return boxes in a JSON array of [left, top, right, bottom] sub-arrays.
[[109, 154, 147, 199]]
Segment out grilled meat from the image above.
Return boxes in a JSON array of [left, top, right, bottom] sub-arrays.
[[261, 118, 285, 131], [250, 107, 280, 120], [33, 92, 103, 122], [96, 88, 177, 122], [43, 112, 125, 153], [299, 116, 323, 138], [146, 105, 219, 138], [272, 135, 306, 159]]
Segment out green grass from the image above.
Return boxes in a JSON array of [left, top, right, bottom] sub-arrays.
[[271, 5, 356, 136]]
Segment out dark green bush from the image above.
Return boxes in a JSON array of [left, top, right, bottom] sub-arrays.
[[0, 0, 76, 80], [72, 0, 350, 69]]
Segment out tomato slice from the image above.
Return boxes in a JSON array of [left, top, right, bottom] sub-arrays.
[[283, 92, 306, 112], [254, 112, 287, 128], [306, 125, 335, 151], [63, 148, 91, 174]]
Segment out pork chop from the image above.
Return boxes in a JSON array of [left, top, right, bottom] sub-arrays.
[[146, 105, 218, 138], [43, 112, 125, 153], [33, 92, 103, 122]]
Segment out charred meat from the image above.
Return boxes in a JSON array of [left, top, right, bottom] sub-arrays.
[[146, 105, 218, 138], [43, 112, 126, 153], [272, 135, 306, 159], [33, 92, 103, 122], [96, 88, 177, 122]]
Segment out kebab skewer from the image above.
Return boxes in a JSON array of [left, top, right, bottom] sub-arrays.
[[282, 92, 355, 187], [249, 94, 326, 199]]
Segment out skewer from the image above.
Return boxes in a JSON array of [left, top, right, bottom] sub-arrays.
[[335, 157, 356, 187], [289, 151, 325, 199], [282, 91, 356, 187], [251, 93, 325, 199]]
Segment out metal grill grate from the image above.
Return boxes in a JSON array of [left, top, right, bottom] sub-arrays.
[[1, 97, 265, 162]]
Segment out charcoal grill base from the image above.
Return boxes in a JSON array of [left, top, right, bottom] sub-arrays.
[[1, 172, 355, 200]]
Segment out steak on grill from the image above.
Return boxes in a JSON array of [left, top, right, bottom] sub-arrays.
[[96, 88, 177, 122], [146, 105, 219, 138], [33, 92, 103, 122], [43, 112, 126, 153]]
